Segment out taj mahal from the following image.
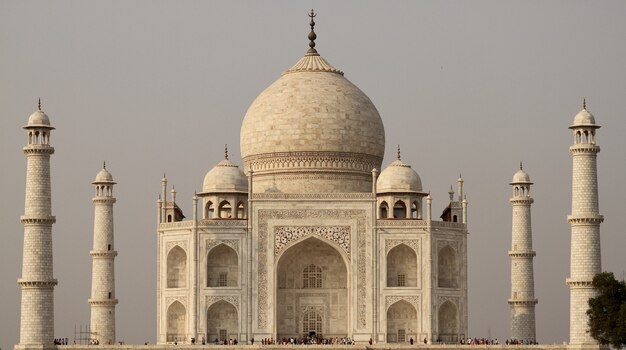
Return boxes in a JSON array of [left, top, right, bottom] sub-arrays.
[[15, 11, 606, 350]]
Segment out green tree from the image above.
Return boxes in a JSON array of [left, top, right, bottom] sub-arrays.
[[587, 272, 626, 348]]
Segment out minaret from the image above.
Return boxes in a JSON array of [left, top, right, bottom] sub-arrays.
[[17, 100, 58, 347], [567, 101, 603, 345], [508, 163, 537, 342], [89, 163, 118, 344]]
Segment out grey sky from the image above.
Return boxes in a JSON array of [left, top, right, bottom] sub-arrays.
[[1, 1, 625, 348]]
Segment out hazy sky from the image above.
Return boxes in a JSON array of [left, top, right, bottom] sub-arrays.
[[1, 1, 625, 349]]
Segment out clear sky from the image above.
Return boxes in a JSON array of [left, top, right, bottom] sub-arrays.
[[1, 1, 625, 349]]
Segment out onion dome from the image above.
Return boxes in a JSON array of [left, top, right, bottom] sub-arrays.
[[239, 11, 385, 193], [24, 99, 54, 129], [376, 147, 422, 193], [510, 162, 532, 185], [570, 99, 600, 129], [201, 147, 248, 194]]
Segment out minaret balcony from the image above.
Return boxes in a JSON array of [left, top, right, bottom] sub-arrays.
[[508, 250, 536, 257], [567, 214, 604, 224], [508, 298, 538, 306], [566, 278, 593, 287], [88, 299, 119, 306], [17, 279, 58, 287], [20, 215, 56, 224], [23, 145, 55, 154], [569, 144, 600, 154], [90, 251, 118, 258]]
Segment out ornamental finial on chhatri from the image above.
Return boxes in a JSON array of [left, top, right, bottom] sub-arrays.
[[225, 144, 229, 160], [307, 9, 318, 54], [103, 161, 106, 169], [583, 98, 587, 110], [397, 144, 401, 160], [38, 98, 42, 111], [520, 161, 523, 170]]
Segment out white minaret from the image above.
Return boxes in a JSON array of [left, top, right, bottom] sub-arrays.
[[508, 163, 537, 342], [567, 100, 603, 345], [17, 100, 58, 347], [89, 163, 118, 344]]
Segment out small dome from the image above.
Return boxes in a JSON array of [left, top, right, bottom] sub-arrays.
[[202, 159, 248, 193], [377, 159, 422, 193], [24, 109, 55, 130], [93, 166, 115, 184], [512, 169, 530, 183], [571, 108, 596, 127]]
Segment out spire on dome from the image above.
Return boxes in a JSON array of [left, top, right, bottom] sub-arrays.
[[103, 161, 107, 170], [307, 9, 317, 54], [520, 161, 523, 170], [397, 144, 401, 160], [583, 98, 587, 110], [38, 98, 42, 111], [225, 144, 229, 160]]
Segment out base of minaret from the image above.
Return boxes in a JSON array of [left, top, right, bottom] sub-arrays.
[[508, 299, 538, 342], [89, 299, 118, 345]]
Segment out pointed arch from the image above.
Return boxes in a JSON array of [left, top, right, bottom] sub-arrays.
[[207, 244, 238, 287], [438, 301, 458, 343], [205, 201, 214, 219], [393, 200, 407, 218], [218, 200, 232, 219], [276, 237, 348, 339], [206, 300, 238, 342], [166, 301, 187, 342], [387, 244, 417, 287], [380, 201, 389, 219], [438, 245, 458, 288], [167, 246, 187, 288], [387, 300, 417, 343], [411, 201, 419, 219], [237, 201, 245, 219]]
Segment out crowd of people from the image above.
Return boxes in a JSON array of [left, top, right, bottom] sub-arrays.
[[53, 338, 69, 345]]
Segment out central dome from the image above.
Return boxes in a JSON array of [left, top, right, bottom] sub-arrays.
[[240, 49, 385, 193]]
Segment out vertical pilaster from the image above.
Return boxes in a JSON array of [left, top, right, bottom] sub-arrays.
[[18, 104, 58, 347], [567, 105, 603, 345], [89, 165, 118, 344], [508, 165, 537, 342]]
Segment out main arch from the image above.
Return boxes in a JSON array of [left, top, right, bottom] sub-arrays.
[[275, 237, 349, 340]]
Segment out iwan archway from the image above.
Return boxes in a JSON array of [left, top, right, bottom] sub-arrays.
[[275, 237, 349, 340]]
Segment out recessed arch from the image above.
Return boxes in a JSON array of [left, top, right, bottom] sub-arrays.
[[166, 301, 187, 343], [387, 300, 417, 343], [206, 300, 238, 343], [207, 244, 238, 287], [438, 245, 458, 288], [438, 301, 458, 343], [275, 237, 348, 339], [387, 244, 417, 287], [167, 246, 187, 288]]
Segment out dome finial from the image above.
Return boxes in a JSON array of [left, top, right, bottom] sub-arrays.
[[520, 161, 523, 170], [103, 161, 106, 170], [225, 144, 229, 160], [307, 9, 318, 54], [583, 98, 587, 110], [397, 144, 401, 160], [37, 98, 41, 111]]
